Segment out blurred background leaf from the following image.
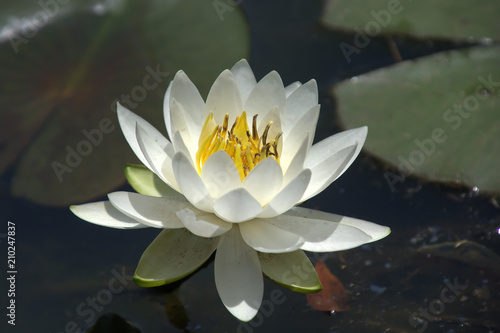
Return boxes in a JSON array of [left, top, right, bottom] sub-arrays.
[[333, 45, 500, 192], [0, 0, 249, 206], [321, 0, 500, 42]]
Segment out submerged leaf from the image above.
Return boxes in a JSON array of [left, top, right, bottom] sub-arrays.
[[306, 260, 350, 312]]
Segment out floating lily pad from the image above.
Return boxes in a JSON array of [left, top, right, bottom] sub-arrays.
[[0, 0, 249, 206], [321, 0, 500, 42], [334, 45, 500, 192]]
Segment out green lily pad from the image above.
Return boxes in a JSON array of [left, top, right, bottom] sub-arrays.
[[124, 164, 178, 197], [334, 45, 500, 192], [321, 0, 500, 42], [1, 0, 249, 206], [134, 228, 219, 287], [258, 250, 322, 293]]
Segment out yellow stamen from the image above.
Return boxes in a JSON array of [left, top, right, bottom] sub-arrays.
[[195, 111, 283, 181], [234, 144, 245, 181]]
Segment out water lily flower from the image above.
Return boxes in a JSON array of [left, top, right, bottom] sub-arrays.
[[70, 59, 390, 321]]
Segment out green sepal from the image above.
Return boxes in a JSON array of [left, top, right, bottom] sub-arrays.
[[258, 250, 322, 294], [134, 229, 218, 287], [124, 164, 178, 197]]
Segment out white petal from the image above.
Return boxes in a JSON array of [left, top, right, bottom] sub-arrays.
[[201, 150, 241, 199], [259, 169, 311, 218], [242, 157, 283, 206], [240, 219, 304, 253], [282, 79, 318, 131], [230, 59, 257, 103], [284, 81, 301, 97], [289, 207, 391, 243], [204, 69, 244, 126], [300, 126, 367, 202], [282, 134, 309, 184], [172, 152, 214, 212], [170, 99, 197, 161], [172, 130, 193, 163], [301, 143, 356, 202], [107, 191, 185, 228], [163, 78, 173, 138], [268, 213, 372, 252], [257, 106, 282, 144], [70, 201, 147, 229], [213, 188, 262, 223], [215, 227, 263, 322], [117, 103, 172, 170], [136, 124, 180, 192], [245, 71, 286, 118], [169, 70, 205, 137], [176, 208, 232, 238], [280, 105, 320, 170]]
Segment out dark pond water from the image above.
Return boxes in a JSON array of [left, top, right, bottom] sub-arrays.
[[1, 0, 499, 332]]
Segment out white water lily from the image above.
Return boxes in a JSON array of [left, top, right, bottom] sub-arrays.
[[71, 59, 390, 321]]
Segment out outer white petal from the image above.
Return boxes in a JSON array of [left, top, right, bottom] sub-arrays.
[[245, 71, 286, 120], [268, 214, 372, 252], [242, 157, 283, 206], [136, 124, 180, 192], [300, 126, 367, 202], [172, 130, 192, 164], [282, 79, 318, 131], [117, 103, 173, 170], [168, 70, 205, 137], [288, 207, 391, 243], [282, 134, 309, 184], [201, 150, 241, 199], [213, 188, 262, 223], [300, 143, 357, 203], [215, 227, 263, 322], [107, 192, 185, 229], [259, 169, 311, 218], [70, 201, 147, 229], [284, 81, 301, 97], [230, 59, 257, 103], [176, 208, 232, 238], [163, 80, 173, 138], [172, 152, 214, 212], [204, 69, 244, 126], [280, 105, 320, 171], [170, 99, 197, 161], [240, 219, 304, 253]]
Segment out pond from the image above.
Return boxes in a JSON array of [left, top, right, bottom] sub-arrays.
[[1, 0, 499, 332]]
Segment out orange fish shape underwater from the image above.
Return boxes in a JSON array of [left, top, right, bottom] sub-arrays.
[[306, 260, 350, 313]]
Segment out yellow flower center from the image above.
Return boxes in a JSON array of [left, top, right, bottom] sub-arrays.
[[195, 111, 282, 181]]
